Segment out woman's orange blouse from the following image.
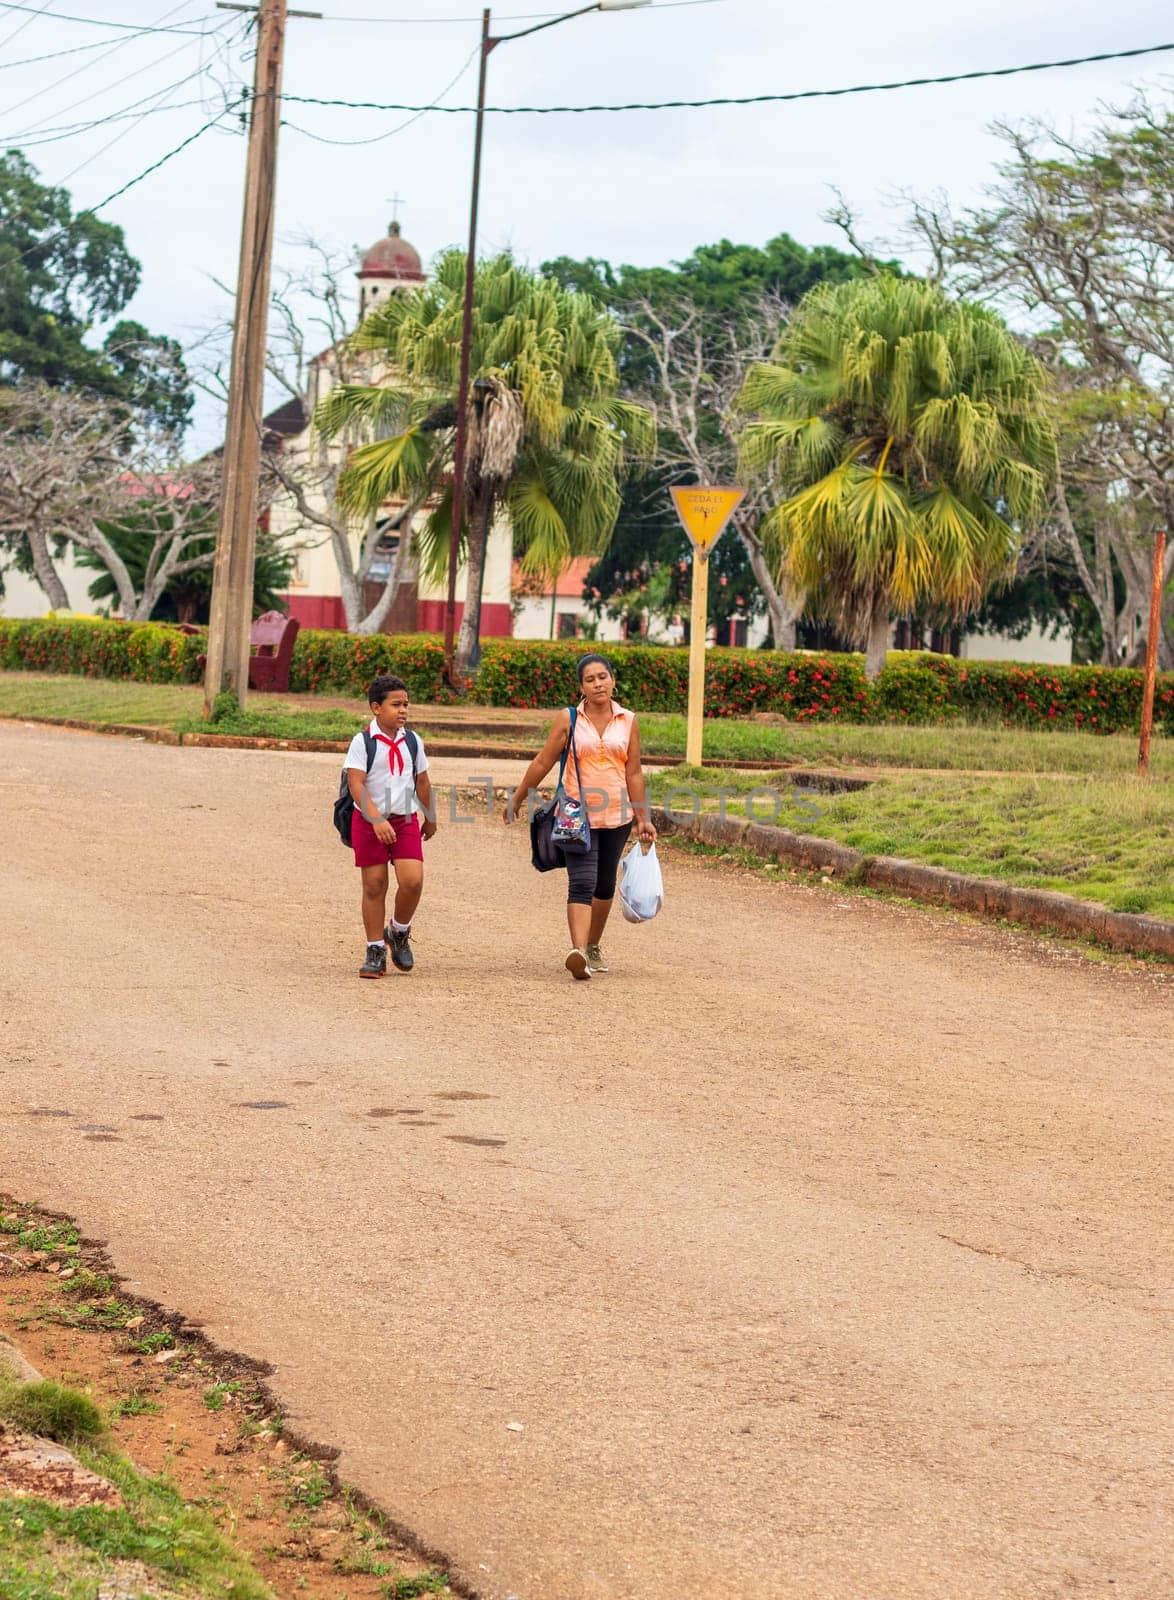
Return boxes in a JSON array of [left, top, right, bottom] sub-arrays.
[[562, 700, 634, 829]]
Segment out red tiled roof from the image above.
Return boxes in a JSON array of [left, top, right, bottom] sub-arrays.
[[511, 556, 594, 597]]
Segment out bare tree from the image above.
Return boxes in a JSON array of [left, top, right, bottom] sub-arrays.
[[193, 236, 422, 634], [907, 96, 1174, 667], [0, 383, 224, 621], [623, 291, 801, 648]]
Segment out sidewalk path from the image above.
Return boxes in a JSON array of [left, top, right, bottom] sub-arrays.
[[1, 724, 1170, 1600]]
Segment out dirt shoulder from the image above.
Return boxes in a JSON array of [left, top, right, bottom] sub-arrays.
[[0, 1199, 455, 1600]]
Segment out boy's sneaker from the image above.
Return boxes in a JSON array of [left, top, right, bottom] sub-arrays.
[[385, 924, 414, 972], [565, 948, 591, 981], [360, 944, 387, 979], [585, 943, 608, 973]]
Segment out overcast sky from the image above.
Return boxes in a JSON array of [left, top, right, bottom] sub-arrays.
[[5, 0, 1172, 449]]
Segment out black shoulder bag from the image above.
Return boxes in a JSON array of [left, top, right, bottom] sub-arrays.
[[529, 706, 581, 873]]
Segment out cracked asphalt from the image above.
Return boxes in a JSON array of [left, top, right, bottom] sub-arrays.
[[1, 723, 1171, 1599]]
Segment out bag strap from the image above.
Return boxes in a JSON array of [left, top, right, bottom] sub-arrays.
[[556, 705, 579, 788], [403, 728, 419, 790], [362, 729, 377, 771]]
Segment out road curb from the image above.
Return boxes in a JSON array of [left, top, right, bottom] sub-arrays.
[[1, 713, 181, 744], [652, 807, 1174, 961], [1, 714, 875, 776]]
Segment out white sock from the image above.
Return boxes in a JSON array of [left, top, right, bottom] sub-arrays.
[[391, 918, 411, 935], [366, 939, 383, 952]]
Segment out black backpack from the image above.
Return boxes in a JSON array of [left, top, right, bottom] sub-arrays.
[[333, 728, 420, 846]]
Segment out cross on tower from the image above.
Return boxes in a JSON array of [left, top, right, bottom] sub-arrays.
[[387, 193, 405, 226]]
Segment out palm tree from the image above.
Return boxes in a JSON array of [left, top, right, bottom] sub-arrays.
[[316, 251, 653, 674], [737, 276, 1056, 678]]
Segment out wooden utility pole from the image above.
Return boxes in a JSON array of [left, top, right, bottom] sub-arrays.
[[1137, 529, 1167, 777], [203, 0, 289, 716]]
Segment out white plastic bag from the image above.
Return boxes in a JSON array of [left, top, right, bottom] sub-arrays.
[[620, 841, 664, 923]]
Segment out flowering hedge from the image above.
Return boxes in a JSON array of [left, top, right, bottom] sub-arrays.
[[473, 640, 872, 720], [0, 617, 205, 683], [869, 654, 1174, 734], [476, 640, 1173, 731], [287, 628, 448, 701], [1, 616, 1170, 732]]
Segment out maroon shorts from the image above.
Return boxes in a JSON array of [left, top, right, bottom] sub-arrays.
[[352, 812, 424, 869]]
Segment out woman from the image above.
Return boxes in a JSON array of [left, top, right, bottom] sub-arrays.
[[504, 653, 657, 980]]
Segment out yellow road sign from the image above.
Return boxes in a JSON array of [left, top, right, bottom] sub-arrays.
[[670, 485, 746, 557]]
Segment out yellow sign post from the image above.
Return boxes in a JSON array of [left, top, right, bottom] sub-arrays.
[[670, 486, 746, 766]]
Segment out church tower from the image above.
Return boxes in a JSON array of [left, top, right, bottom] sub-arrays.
[[357, 219, 425, 317]]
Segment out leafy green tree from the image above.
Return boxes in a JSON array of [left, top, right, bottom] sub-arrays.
[[0, 150, 191, 431], [545, 232, 892, 326], [317, 251, 652, 675], [545, 235, 895, 641], [738, 276, 1056, 677]]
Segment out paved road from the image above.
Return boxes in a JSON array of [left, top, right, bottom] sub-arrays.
[[2, 723, 1171, 1600]]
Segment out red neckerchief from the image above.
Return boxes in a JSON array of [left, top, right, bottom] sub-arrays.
[[374, 731, 404, 774]]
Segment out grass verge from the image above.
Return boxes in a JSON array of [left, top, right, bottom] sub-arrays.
[[637, 711, 1172, 775], [0, 1457, 273, 1599], [649, 765, 1174, 920], [2, 671, 1170, 777]]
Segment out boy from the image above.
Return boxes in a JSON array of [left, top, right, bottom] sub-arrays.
[[346, 674, 436, 978]]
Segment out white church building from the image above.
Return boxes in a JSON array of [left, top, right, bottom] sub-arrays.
[[269, 219, 515, 639]]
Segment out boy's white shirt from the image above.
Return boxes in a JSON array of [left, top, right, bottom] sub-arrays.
[[345, 718, 429, 818]]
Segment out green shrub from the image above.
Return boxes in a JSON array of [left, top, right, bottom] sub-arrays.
[[287, 629, 448, 700], [0, 1379, 104, 1444]]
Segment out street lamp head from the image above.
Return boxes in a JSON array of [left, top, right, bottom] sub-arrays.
[[597, 1, 652, 10]]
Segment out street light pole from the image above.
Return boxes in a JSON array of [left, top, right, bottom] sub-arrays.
[[442, 0, 651, 690], [443, 6, 492, 690]]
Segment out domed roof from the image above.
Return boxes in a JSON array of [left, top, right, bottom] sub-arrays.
[[358, 220, 424, 282]]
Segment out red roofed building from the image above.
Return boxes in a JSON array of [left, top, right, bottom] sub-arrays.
[[511, 555, 625, 642]]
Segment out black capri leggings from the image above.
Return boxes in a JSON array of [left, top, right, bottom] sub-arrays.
[[566, 822, 633, 906]]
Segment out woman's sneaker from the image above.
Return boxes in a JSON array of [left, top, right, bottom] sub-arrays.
[[385, 924, 414, 972], [585, 943, 608, 973], [565, 948, 591, 981], [360, 944, 387, 979]]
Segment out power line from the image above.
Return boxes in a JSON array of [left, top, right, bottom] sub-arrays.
[[55, 33, 247, 178], [1, 110, 237, 275], [282, 41, 479, 146], [11, 94, 234, 148], [0, 0, 52, 52], [5, 4, 225, 135], [322, 0, 715, 19], [81, 112, 236, 216], [0, 1, 217, 32], [0, 32, 196, 71], [278, 39, 1174, 116], [1, 16, 247, 145], [57, 58, 217, 183]]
